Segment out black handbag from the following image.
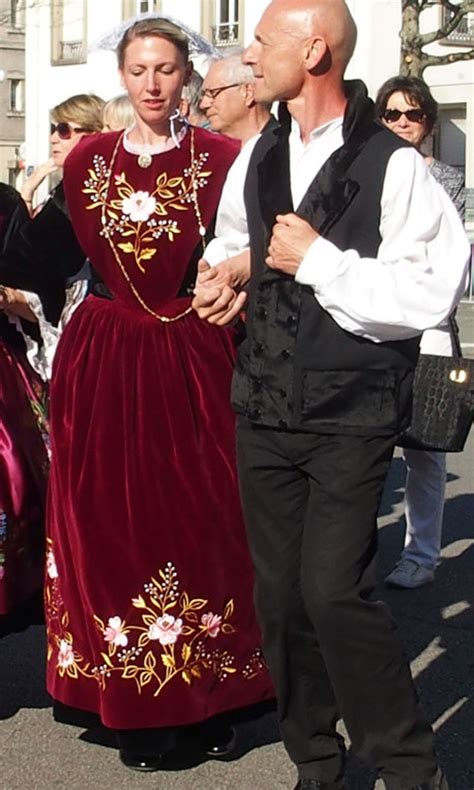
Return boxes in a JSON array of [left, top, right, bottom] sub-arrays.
[[397, 319, 474, 453]]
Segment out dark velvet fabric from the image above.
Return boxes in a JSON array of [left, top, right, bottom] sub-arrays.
[[45, 128, 273, 729]]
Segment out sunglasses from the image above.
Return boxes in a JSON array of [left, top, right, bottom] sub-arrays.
[[382, 108, 426, 124], [50, 122, 88, 139], [201, 83, 243, 101]]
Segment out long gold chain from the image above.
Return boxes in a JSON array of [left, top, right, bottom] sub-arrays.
[[100, 128, 206, 323]]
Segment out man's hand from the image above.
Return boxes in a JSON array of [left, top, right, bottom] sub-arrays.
[[266, 213, 319, 276], [195, 250, 251, 291], [193, 260, 247, 325]]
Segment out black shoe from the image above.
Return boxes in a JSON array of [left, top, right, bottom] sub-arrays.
[[410, 769, 449, 790], [294, 780, 345, 790], [202, 725, 237, 757], [119, 749, 163, 772]]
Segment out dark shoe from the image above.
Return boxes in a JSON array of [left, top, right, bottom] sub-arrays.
[[410, 769, 449, 789], [202, 724, 237, 757], [294, 780, 345, 789], [119, 749, 163, 772]]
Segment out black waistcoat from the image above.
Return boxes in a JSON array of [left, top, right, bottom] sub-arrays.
[[232, 81, 420, 436]]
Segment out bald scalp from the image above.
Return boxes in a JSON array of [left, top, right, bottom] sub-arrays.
[[268, 0, 357, 73]]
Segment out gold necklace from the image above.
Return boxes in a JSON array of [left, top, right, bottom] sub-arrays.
[[100, 128, 206, 323]]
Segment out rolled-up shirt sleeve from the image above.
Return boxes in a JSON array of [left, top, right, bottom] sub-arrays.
[[204, 136, 258, 266], [295, 147, 470, 342]]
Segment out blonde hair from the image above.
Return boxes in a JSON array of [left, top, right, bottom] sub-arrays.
[[102, 94, 136, 131], [52, 94, 105, 132], [117, 18, 189, 69]]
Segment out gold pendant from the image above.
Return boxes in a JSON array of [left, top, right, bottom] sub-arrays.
[[138, 153, 152, 169]]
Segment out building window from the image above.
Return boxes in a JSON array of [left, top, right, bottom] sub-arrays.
[[8, 78, 24, 113], [10, 0, 25, 29], [51, 0, 87, 65], [136, 0, 161, 13], [441, 7, 474, 46], [212, 0, 240, 46]]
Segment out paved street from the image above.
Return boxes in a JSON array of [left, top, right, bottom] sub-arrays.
[[1, 304, 473, 790]]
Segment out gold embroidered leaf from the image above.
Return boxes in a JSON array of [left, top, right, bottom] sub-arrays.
[[132, 595, 146, 608], [120, 230, 136, 237], [86, 203, 101, 210], [181, 643, 192, 664], [191, 666, 201, 679], [67, 663, 79, 679], [180, 592, 190, 610], [188, 598, 207, 611], [169, 203, 187, 212], [161, 654, 175, 669], [61, 612, 70, 628], [139, 671, 153, 688], [141, 236, 154, 243], [221, 667, 237, 674], [181, 626, 195, 636], [107, 209, 119, 220], [139, 248, 156, 262], [138, 633, 150, 648], [144, 651, 157, 672], [117, 186, 131, 199], [88, 169, 98, 181], [181, 669, 192, 685], [82, 188, 98, 195], [142, 615, 157, 627], [158, 188, 174, 199], [110, 199, 124, 210], [117, 242, 134, 254], [156, 172, 168, 188], [221, 623, 236, 634], [223, 599, 234, 621], [198, 171, 212, 179], [122, 665, 139, 679], [47, 644, 53, 662], [185, 611, 198, 623], [101, 652, 114, 668], [93, 615, 105, 630], [114, 171, 127, 184], [167, 177, 183, 188], [166, 228, 181, 241], [155, 203, 168, 217]]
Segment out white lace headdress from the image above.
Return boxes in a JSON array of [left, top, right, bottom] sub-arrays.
[[89, 12, 221, 59]]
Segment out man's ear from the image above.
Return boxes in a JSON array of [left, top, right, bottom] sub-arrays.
[[245, 82, 256, 108], [183, 61, 194, 87], [304, 36, 327, 71]]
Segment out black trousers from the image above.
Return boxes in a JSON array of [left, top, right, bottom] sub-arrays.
[[236, 418, 437, 790]]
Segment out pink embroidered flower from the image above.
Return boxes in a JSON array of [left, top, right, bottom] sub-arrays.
[[46, 550, 58, 579], [57, 640, 75, 669], [201, 612, 222, 638], [148, 614, 183, 645], [122, 191, 156, 222], [103, 616, 128, 647]]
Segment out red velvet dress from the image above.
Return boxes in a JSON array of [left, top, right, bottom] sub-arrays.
[[45, 127, 272, 730]]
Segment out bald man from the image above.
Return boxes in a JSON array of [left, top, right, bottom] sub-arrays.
[[194, 3, 469, 788], [200, 55, 273, 145]]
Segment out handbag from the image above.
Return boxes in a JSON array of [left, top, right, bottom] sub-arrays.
[[397, 318, 474, 452]]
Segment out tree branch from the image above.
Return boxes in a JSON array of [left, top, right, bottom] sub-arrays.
[[421, 47, 474, 70], [421, 2, 474, 45]]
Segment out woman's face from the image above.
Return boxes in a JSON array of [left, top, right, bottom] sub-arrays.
[[381, 91, 429, 149], [119, 35, 191, 132], [50, 121, 89, 168]]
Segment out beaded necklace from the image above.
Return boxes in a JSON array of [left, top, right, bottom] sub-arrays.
[[100, 128, 205, 323]]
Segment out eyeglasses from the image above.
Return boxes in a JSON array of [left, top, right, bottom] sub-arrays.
[[50, 122, 88, 139], [382, 108, 426, 124], [201, 83, 243, 101]]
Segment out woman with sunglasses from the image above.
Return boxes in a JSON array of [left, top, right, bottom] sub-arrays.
[[0, 95, 104, 618], [375, 76, 465, 589]]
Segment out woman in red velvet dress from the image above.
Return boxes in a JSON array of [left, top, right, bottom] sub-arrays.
[[41, 18, 272, 770]]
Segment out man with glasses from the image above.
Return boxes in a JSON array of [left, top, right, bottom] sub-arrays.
[[194, 1, 469, 788], [200, 55, 273, 145]]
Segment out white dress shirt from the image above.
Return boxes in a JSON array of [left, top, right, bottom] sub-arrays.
[[204, 118, 470, 344]]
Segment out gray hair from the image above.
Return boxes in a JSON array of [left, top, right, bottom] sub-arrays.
[[217, 53, 255, 85]]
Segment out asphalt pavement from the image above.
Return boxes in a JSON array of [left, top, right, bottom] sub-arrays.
[[1, 303, 473, 790]]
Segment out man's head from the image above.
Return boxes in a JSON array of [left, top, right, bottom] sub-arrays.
[[243, 0, 357, 104], [200, 55, 266, 141]]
